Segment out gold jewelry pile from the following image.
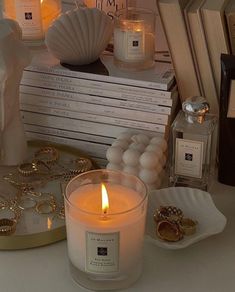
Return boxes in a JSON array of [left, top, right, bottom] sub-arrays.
[[0, 146, 93, 236], [154, 205, 197, 242]]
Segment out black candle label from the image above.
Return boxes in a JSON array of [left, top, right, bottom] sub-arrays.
[[85, 231, 120, 273], [126, 31, 145, 60]]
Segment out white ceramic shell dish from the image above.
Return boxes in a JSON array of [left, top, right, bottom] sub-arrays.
[[45, 8, 113, 65], [145, 187, 227, 249]]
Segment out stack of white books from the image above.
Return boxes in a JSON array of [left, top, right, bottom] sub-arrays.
[[20, 49, 177, 167]]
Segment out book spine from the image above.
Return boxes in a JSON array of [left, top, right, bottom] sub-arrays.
[[24, 124, 114, 145], [26, 131, 109, 159], [21, 104, 167, 133], [21, 111, 160, 137], [20, 93, 169, 125], [185, 2, 219, 115], [21, 71, 172, 102], [157, 0, 201, 101], [22, 70, 173, 99], [201, 5, 230, 96], [20, 85, 172, 114], [226, 12, 235, 55], [24, 64, 173, 91]]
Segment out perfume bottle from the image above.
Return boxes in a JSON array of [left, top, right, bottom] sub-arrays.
[[169, 96, 217, 190], [2, 0, 61, 45]]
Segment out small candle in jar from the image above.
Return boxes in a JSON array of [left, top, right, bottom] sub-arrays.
[[113, 8, 155, 70], [3, 0, 61, 42], [114, 20, 146, 62]]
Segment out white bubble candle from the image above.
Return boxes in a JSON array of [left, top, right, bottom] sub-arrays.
[[106, 132, 168, 190]]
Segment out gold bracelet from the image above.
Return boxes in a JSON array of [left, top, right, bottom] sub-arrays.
[[60, 157, 93, 182], [0, 195, 9, 210], [0, 218, 17, 236], [70, 157, 93, 174]]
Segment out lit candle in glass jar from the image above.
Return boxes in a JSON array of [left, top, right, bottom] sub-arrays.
[[114, 20, 145, 62], [114, 7, 155, 70], [2, 0, 61, 44], [65, 169, 148, 291]]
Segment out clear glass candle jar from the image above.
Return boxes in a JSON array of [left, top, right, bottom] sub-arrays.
[[65, 169, 148, 290], [2, 0, 61, 45], [169, 96, 217, 191], [113, 7, 156, 71]]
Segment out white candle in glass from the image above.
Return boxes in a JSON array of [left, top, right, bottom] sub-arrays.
[[114, 20, 144, 62], [114, 20, 155, 63], [65, 170, 147, 290], [113, 7, 155, 70]]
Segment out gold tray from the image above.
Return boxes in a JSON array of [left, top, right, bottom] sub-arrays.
[[0, 140, 94, 250]]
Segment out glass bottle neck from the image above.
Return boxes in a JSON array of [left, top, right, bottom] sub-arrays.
[[184, 113, 205, 124]]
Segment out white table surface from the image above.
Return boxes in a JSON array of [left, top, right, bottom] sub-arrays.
[[0, 180, 235, 292]]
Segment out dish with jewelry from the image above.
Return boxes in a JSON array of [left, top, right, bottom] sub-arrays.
[[145, 187, 227, 249], [154, 205, 197, 242], [0, 140, 94, 249]]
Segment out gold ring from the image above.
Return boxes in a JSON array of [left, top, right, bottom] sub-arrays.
[[39, 192, 56, 202], [17, 163, 37, 176], [70, 157, 93, 174], [18, 197, 37, 210], [179, 218, 197, 236], [0, 218, 17, 236], [34, 147, 59, 165], [156, 220, 183, 242], [35, 200, 56, 214], [154, 205, 183, 224]]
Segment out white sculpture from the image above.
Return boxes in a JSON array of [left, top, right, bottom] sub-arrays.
[[45, 7, 113, 65], [0, 19, 31, 166]]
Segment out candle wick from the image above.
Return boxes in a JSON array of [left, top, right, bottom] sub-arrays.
[[101, 208, 108, 220]]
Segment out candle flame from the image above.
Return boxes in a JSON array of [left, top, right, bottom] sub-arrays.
[[101, 183, 109, 215]]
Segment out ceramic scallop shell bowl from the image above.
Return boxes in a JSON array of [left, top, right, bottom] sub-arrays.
[[146, 187, 227, 249], [45, 8, 113, 65]]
